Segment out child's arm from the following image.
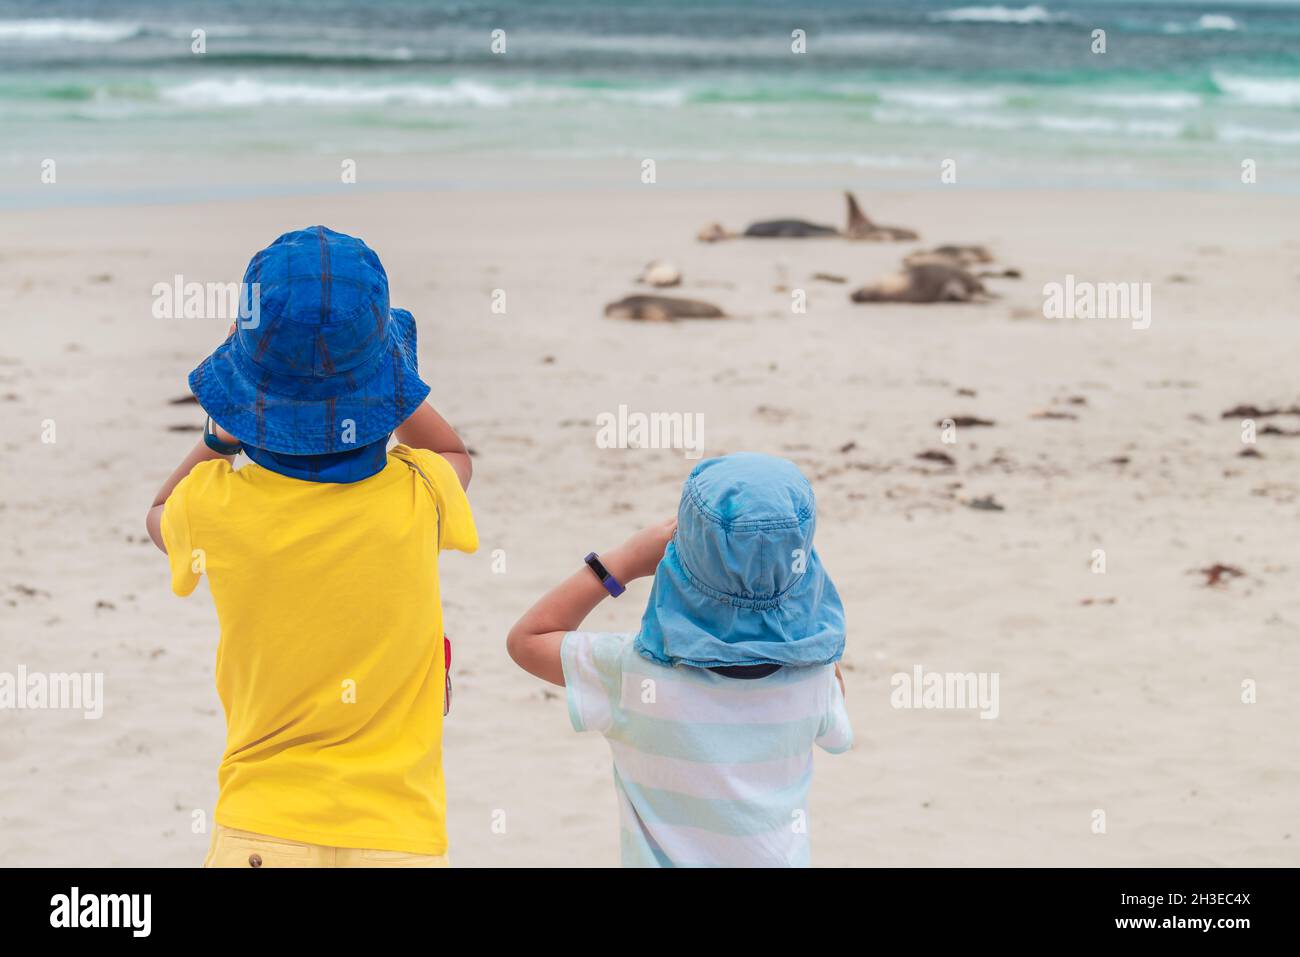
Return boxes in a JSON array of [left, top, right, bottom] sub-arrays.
[[147, 324, 240, 553], [507, 519, 676, 685], [394, 402, 472, 490], [145, 431, 236, 553]]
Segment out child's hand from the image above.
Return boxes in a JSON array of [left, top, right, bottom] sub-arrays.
[[506, 517, 672, 686], [394, 402, 473, 490], [608, 518, 677, 581]]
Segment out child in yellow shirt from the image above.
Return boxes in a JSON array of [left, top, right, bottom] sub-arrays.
[[145, 226, 476, 867]]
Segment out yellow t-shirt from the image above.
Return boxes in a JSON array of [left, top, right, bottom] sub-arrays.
[[161, 444, 476, 854]]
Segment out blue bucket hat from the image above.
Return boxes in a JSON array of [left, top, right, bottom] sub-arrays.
[[188, 226, 429, 455], [634, 452, 845, 669]]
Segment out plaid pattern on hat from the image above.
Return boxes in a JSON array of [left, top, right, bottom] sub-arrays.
[[188, 226, 429, 455]]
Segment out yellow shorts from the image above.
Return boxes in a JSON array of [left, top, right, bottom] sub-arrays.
[[203, 825, 450, 869]]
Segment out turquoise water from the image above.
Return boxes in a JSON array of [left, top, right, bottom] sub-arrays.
[[3, 0, 1300, 193]]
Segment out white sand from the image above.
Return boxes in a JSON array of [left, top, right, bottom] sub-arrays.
[[2, 173, 1298, 865]]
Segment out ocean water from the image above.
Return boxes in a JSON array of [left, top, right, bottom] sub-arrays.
[[2, 0, 1300, 195]]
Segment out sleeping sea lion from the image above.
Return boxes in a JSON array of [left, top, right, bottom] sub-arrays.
[[904, 245, 1020, 279], [849, 263, 991, 303], [743, 219, 839, 239], [696, 192, 919, 242], [695, 219, 837, 242], [604, 295, 727, 322]]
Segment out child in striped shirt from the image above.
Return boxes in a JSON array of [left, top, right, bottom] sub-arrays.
[[507, 452, 851, 867]]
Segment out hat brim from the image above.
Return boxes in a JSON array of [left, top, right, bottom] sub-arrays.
[[633, 538, 846, 669], [188, 308, 430, 455]]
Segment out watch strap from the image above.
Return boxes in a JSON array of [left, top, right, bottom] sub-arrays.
[[204, 416, 243, 456], [584, 552, 626, 597]]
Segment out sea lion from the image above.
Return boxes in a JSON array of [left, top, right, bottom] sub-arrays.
[[604, 294, 727, 322], [904, 245, 1020, 279], [744, 218, 839, 239], [849, 263, 991, 304], [843, 192, 919, 241], [695, 219, 836, 242], [697, 192, 918, 242]]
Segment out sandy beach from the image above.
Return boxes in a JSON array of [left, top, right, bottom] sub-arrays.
[[2, 172, 1298, 865]]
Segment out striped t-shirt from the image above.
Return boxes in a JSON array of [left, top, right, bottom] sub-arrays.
[[560, 631, 853, 867]]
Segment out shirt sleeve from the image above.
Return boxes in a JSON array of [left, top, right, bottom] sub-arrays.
[[399, 446, 478, 554], [160, 474, 202, 597], [815, 666, 853, 754], [560, 632, 628, 736]]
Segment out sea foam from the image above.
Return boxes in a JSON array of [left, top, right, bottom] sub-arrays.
[[0, 18, 140, 42]]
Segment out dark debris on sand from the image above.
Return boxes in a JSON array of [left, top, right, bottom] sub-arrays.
[[941, 416, 995, 428], [966, 495, 1004, 512], [1030, 409, 1078, 420], [1196, 564, 1245, 587], [916, 450, 956, 466], [1221, 403, 1300, 419]]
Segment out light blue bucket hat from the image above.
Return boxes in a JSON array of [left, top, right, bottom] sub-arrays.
[[634, 452, 845, 669]]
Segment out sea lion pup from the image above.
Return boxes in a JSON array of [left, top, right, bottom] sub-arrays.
[[849, 263, 991, 303], [604, 294, 727, 322], [843, 192, 919, 241]]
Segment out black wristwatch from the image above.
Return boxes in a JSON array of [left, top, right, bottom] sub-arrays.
[[203, 416, 242, 456]]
